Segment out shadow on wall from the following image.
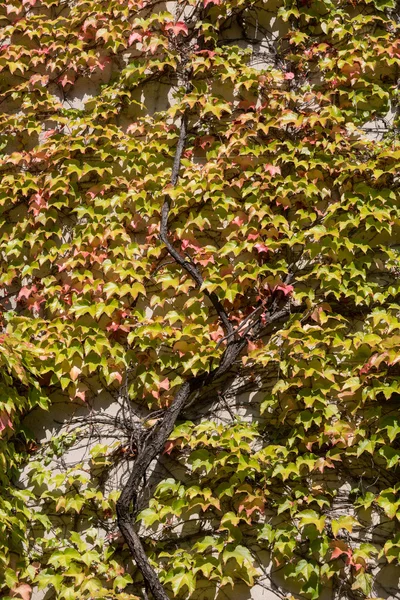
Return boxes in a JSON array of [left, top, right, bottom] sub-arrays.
[[374, 564, 400, 599]]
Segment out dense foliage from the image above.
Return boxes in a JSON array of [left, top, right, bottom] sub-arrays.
[[0, 0, 400, 599]]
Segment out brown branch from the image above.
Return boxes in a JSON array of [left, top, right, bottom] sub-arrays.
[[116, 305, 294, 599], [215, 304, 265, 350], [117, 57, 298, 600], [159, 108, 234, 337], [116, 338, 247, 599]]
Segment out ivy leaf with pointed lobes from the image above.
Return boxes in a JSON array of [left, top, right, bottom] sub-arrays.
[[264, 164, 281, 176], [254, 242, 269, 254], [10, 584, 32, 600], [297, 509, 326, 533], [378, 416, 400, 443], [219, 512, 243, 543], [164, 22, 188, 37], [113, 573, 133, 591], [351, 571, 373, 596], [382, 534, 400, 563], [0, 411, 13, 433], [69, 366, 82, 382], [193, 555, 219, 578], [331, 515, 361, 538], [287, 560, 321, 600], [163, 570, 196, 596], [128, 31, 143, 45], [376, 490, 400, 519], [330, 541, 352, 561], [222, 544, 255, 569]]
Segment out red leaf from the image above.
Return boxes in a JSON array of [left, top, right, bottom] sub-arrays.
[[110, 371, 123, 384], [232, 214, 245, 226], [210, 326, 224, 342], [254, 243, 269, 254], [264, 164, 281, 176], [331, 547, 346, 560], [164, 21, 188, 36], [163, 440, 175, 455], [285, 72, 295, 80], [129, 31, 143, 45], [87, 185, 105, 199], [0, 411, 13, 433], [275, 284, 294, 296], [75, 384, 88, 402], [82, 17, 97, 33], [360, 353, 384, 375], [28, 297, 45, 313], [247, 340, 259, 352], [310, 305, 323, 323], [29, 192, 48, 216], [58, 73, 75, 88], [70, 366, 82, 382], [42, 129, 56, 139], [18, 285, 37, 301], [11, 584, 32, 600], [198, 135, 215, 149], [330, 541, 351, 561], [159, 378, 170, 391], [195, 49, 216, 58], [88, 55, 111, 72], [181, 238, 203, 253]]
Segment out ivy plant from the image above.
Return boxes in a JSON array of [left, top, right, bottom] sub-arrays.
[[0, 0, 399, 599]]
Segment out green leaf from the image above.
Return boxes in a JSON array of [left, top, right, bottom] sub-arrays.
[[331, 515, 361, 537], [223, 544, 254, 567], [164, 571, 196, 596], [113, 574, 133, 591], [137, 507, 160, 526], [298, 510, 326, 533], [48, 548, 82, 567], [351, 571, 373, 596]]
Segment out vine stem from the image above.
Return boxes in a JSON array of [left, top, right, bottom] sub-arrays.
[[116, 97, 243, 597], [116, 81, 295, 599], [116, 338, 251, 599], [159, 109, 234, 337]]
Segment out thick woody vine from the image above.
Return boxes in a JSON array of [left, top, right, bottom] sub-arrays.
[[116, 90, 298, 599]]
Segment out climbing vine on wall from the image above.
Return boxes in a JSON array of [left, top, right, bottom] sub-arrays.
[[0, 0, 400, 599]]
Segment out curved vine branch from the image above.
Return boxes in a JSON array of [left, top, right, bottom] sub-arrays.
[[116, 59, 297, 600], [160, 108, 234, 337]]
